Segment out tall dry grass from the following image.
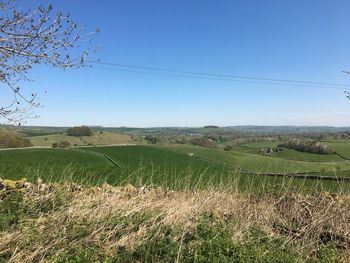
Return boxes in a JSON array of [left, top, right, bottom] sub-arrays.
[[0, 175, 349, 262]]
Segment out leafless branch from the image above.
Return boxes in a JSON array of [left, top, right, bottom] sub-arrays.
[[0, 0, 98, 124]]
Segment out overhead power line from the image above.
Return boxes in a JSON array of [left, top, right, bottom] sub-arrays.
[[92, 65, 348, 91], [90, 60, 350, 89]]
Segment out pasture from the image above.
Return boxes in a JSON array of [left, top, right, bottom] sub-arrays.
[[0, 145, 349, 192]]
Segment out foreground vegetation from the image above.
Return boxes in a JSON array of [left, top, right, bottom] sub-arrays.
[[0, 180, 349, 262]]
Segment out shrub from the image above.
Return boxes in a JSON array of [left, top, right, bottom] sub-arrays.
[[52, 141, 71, 148], [316, 242, 339, 263], [67, 126, 93, 137], [224, 145, 233, 151], [0, 191, 24, 231]]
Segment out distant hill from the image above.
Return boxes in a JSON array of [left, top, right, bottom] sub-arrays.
[[12, 125, 350, 137], [222, 125, 350, 135], [98, 125, 350, 136]]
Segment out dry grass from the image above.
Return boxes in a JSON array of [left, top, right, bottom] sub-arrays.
[[1, 181, 350, 262]]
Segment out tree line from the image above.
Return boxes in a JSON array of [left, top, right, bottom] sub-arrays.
[[278, 139, 334, 155]]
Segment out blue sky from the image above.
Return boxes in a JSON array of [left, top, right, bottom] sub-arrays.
[[6, 0, 350, 127]]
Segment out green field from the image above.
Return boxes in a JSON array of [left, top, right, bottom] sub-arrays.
[[0, 148, 116, 184], [81, 146, 227, 188], [1, 145, 349, 192], [0, 146, 225, 188], [321, 139, 350, 159]]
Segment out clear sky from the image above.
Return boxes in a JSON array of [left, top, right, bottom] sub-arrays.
[[6, 0, 350, 127]]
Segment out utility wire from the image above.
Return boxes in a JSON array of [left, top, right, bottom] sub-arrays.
[[90, 60, 350, 89], [91, 65, 347, 91]]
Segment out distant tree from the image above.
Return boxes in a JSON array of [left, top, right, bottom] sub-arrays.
[[67, 126, 93, 137], [0, 0, 98, 124], [145, 135, 157, 144]]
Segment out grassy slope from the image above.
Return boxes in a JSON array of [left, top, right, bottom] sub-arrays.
[[234, 145, 343, 162], [29, 132, 132, 146], [272, 148, 344, 162], [29, 134, 82, 146], [240, 141, 344, 162]]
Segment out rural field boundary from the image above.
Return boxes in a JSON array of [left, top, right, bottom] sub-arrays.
[[235, 144, 261, 150], [335, 152, 350, 161], [101, 153, 121, 168], [71, 148, 122, 168], [238, 170, 350, 182]]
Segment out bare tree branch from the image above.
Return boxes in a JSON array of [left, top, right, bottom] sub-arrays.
[[0, 0, 98, 124]]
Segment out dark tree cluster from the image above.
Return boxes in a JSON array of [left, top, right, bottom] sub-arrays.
[[145, 135, 158, 144], [67, 126, 93, 137], [279, 139, 334, 155]]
